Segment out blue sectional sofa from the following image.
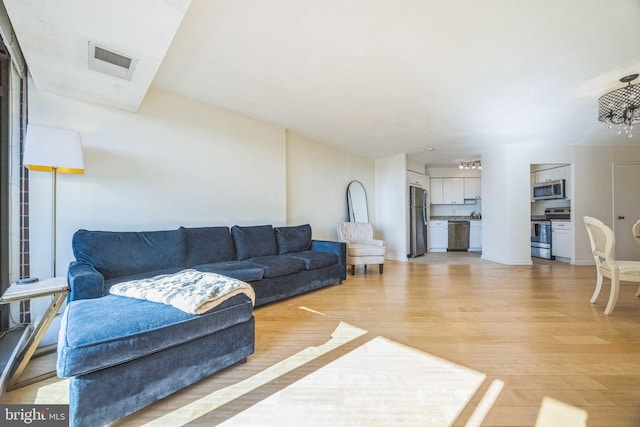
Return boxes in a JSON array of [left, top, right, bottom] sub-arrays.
[[58, 224, 346, 427]]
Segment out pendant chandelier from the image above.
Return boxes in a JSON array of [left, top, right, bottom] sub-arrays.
[[598, 73, 640, 138]]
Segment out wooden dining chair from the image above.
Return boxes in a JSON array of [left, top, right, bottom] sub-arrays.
[[633, 219, 640, 248], [583, 216, 640, 315]]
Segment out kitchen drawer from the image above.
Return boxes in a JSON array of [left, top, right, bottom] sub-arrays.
[[429, 220, 448, 227], [551, 220, 572, 230]]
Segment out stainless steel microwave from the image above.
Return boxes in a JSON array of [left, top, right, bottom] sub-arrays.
[[532, 179, 565, 200]]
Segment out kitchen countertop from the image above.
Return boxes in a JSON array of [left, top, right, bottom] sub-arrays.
[[431, 216, 482, 221], [530, 216, 571, 221]]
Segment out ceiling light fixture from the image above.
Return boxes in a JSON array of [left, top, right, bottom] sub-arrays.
[[459, 160, 481, 170], [598, 73, 640, 138]]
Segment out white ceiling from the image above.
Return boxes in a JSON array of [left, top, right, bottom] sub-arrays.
[[5, 0, 640, 166]]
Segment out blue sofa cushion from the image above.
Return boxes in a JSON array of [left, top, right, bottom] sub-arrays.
[[72, 229, 187, 280], [57, 293, 254, 378], [193, 261, 264, 282], [247, 255, 306, 279], [284, 251, 339, 270], [231, 225, 278, 260], [181, 226, 235, 266], [274, 224, 312, 254]]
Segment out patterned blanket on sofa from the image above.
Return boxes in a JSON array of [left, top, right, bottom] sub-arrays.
[[109, 269, 255, 315]]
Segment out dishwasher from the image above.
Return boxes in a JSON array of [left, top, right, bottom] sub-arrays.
[[448, 220, 470, 251]]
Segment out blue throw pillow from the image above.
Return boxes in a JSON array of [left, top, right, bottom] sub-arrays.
[[275, 224, 312, 254], [231, 225, 278, 260]]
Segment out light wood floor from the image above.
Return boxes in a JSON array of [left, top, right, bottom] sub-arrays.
[[4, 258, 640, 426]]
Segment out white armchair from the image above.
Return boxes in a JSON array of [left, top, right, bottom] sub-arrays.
[[336, 222, 386, 275]]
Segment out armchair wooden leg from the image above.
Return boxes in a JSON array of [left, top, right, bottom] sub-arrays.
[[604, 274, 620, 315], [590, 273, 603, 303], [379, 264, 384, 274], [351, 265, 355, 275]]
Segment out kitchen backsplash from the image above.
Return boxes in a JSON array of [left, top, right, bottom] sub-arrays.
[[530, 198, 570, 216], [431, 200, 482, 217]]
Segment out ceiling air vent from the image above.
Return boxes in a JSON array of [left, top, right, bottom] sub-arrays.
[[88, 42, 137, 81]]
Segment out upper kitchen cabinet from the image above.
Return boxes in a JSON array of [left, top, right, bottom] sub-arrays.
[[463, 177, 481, 200], [431, 177, 464, 205], [533, 165, 567, 184], [430, 178, 443, 204], [407, 170, 429, 189]]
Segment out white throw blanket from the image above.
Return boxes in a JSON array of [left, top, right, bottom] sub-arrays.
[[109, 269, 255, 315]]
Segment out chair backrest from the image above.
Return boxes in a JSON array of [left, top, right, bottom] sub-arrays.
[[633, 219, 640, 247], [583, 216, 616, 271], [337, 222, 374, 243]]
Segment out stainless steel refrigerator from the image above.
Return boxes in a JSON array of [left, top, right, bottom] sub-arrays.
[[409, 186, 429, 257]]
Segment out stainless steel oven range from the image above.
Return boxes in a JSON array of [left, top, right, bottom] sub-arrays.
[[531, 207, 570, 259], [531, 220, 552, 259]]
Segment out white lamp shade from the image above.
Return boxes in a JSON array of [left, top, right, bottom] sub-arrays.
[[24, 124, 84, 174]]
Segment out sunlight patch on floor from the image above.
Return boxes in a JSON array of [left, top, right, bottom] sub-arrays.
[[34, 378, 68, 404], [298, 306, 328, 316], [465, 379, 504, 427], [218, 336, 487, 427], [535, 397, 588, 427]]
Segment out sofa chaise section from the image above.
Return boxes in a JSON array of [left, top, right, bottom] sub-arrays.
[[58, 293, 254, 427]]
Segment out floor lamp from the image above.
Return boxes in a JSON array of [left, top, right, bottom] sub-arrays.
[[23, 124, 84, 278]]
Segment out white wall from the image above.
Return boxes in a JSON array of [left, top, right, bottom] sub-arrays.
[[375, 153, 407, 260], [285, 131, 375, 240], [481, 146, 532, 264]]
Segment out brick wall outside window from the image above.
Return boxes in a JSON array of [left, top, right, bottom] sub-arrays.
[[18, 73, 29, 323]]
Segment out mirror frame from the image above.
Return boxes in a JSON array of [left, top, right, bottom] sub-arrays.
[[347, 180, 369, 223]]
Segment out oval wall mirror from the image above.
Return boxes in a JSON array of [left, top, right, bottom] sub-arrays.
[[347, 180, 369, 222]]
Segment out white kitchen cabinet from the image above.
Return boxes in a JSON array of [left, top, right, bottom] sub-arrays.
[[428, 220, 448, 252], [534, 166, 566, 183], [431, 177, 473, 205], [551, 220, 572, 261], [430, 178, 444, 205], [464, 177, 481, 200], [469, 220, 482, 251], [442, 178, 464, 204], [407, 170, 429, 189], [551, 166, 567, 181]]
